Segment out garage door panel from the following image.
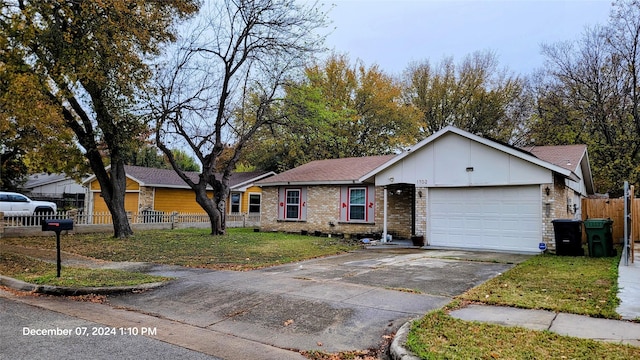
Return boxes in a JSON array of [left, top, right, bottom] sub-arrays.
[[429, 186, 541, 252]]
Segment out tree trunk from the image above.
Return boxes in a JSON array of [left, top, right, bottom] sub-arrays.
[[193, 184, 225, 235], [91, 159, 133, 238]]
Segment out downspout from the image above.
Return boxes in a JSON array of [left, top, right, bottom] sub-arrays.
[[382, 186, 388, 243]]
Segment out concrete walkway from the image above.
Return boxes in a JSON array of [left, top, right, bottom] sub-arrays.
[[448, 305, 640, 347], [390, 247, 640, 359], [617, 245, 640, 320]]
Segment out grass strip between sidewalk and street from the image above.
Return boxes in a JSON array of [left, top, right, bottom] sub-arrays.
[[0, 252, 170, 287], [406, 310, 640, 360]]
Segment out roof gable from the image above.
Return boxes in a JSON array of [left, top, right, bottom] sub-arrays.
[[360, 126, 588, 186], [257, 155, 396, 186]]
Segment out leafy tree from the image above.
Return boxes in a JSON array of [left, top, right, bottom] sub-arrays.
[[403, 51, 531, 144], [530, 3, 640, 195], [127, 146, 167, 169], [151, 0, 327, 235], [0, 36, 85, 189], [243, 53, 421, 171], [0, 0, 197, 237], [171, 149, 200, 172]]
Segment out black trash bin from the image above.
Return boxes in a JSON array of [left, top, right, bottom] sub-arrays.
[[551, 219, 584, 256]]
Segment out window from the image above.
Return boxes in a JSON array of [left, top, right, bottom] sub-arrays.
[[230, 193, 241, 213], [278, 187, 307, 221], [248, 194, 261, 214], [340, 185, 374, 223], [285, 189, 300, 219], [349, 188, 366, 220]]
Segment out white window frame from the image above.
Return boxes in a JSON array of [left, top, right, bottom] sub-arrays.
[[285, 189, 301, 220], [348, 187, 367, 221]]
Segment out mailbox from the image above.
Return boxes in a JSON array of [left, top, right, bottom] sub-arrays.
[[41, 219, 73, 278], [42, 219, 74, 232]]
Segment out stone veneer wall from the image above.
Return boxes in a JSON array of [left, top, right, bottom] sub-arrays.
[[138, 186, 155, 212], [260, 185, 415, 238]]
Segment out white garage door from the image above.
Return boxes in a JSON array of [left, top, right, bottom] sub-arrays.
[[429, 186, 541, 253]]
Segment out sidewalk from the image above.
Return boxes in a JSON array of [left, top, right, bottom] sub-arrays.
[[450, 249, 640, 347], [617, 245, 640, 320], [391, 247, 640, 359], [449, 305, 640, 347]]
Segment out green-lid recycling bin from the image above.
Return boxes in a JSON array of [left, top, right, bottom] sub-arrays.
[[584, 218, 616, 257], [551, 219, 584, 256]]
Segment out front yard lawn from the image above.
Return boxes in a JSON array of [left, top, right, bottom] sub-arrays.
[[406, 253, 634, 359], [1, 228, 361, 271], [460, 253, 620, 318]]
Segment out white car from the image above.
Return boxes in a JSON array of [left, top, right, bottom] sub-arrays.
[[0, 192, 57, 217]]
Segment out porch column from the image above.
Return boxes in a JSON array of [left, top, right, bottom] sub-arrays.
[[382, 186, 388, 242]]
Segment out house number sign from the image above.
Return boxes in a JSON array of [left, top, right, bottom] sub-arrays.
[[417, 179, 428, 186]]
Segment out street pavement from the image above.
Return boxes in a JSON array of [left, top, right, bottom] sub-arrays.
[[4, 243, 640, 359], [0, 296, 221, 360], [0, 247, 526, 359]]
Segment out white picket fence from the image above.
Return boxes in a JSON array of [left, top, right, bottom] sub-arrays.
[[2, 211, 260, 228]]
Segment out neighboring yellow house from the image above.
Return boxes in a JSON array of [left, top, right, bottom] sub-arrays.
[[84, 165, 274, 217]]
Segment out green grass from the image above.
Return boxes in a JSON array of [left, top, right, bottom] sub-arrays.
[[1, 228, 361, 270], [0, 253, 170, 287], [406, 253, 631, 359], [406, 310, 640, 360], [459, 253, 620, 318]]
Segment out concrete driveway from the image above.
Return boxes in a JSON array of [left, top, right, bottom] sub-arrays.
[[107, 248, 530, 356]]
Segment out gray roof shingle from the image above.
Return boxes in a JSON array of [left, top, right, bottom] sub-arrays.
[[123, 165, 272, 189]]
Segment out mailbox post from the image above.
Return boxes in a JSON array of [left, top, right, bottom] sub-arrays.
[[42, 219, 73, 277]]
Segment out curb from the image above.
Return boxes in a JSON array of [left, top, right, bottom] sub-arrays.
[[0, 275, 168, 296], [389, 321, 421, 360]]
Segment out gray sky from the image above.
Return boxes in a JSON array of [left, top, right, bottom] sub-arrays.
[[323, 0, 612, 76]]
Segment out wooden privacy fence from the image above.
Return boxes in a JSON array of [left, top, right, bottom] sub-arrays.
[[581, 198, 639, 243]]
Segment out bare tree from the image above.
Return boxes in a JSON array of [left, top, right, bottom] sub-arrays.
[[532, 22, 635, 194], [150, 0, 327, 235]]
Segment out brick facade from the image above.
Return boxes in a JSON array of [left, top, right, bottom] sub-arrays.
[[385, 186, 414, 238], [414, 187, 428, 237], [541, 173, 580, 251], [260, 185, 415, 238], [262, 178, 582, 248]]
